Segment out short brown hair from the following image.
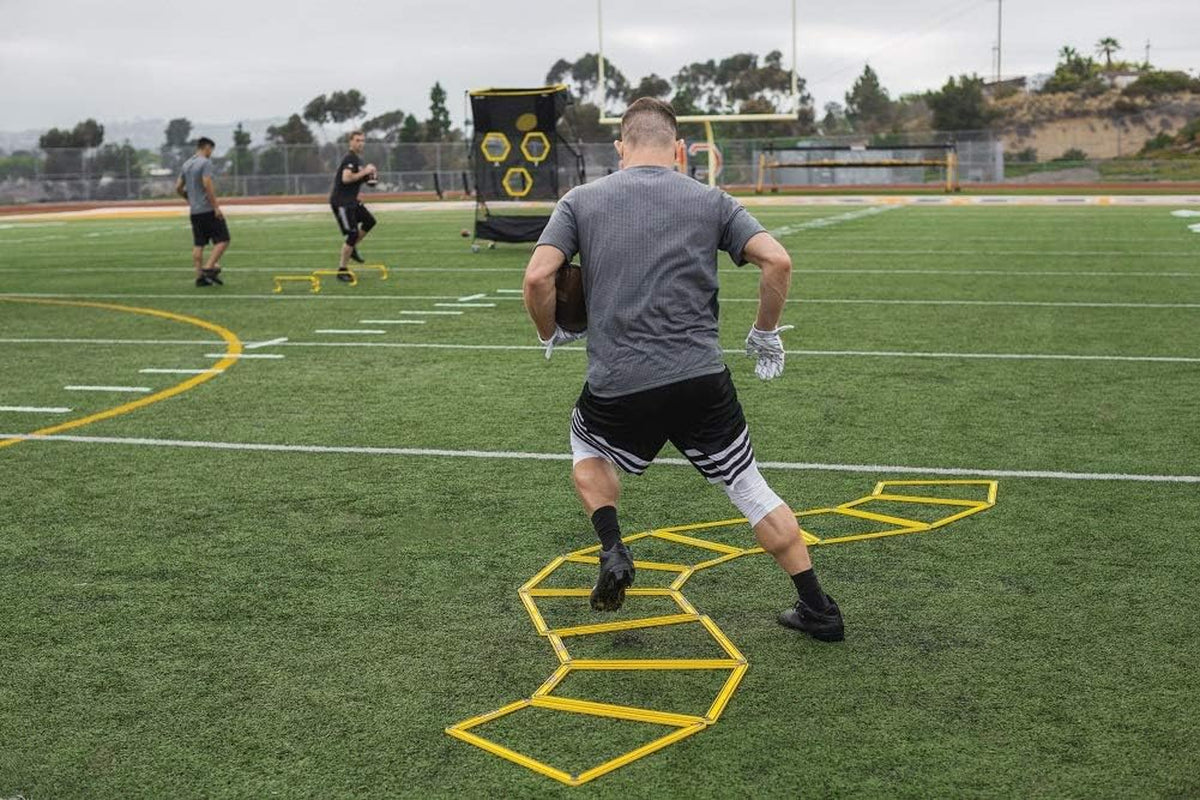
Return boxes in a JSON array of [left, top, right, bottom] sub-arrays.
[[620, 97, 678, 149], [349, 130, 365, 139]]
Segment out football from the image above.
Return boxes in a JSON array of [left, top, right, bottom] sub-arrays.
[[555, 262, 587, 333]]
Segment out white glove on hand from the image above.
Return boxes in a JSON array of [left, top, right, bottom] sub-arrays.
[[539, 326, 586, 360], [745, 324, 794, 380]]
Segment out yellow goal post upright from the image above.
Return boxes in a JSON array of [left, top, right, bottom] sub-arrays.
[[595, 0, 803, 188], [755, 142, 961, 193]]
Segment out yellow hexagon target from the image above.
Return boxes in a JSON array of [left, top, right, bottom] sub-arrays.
[[480, 132, 512, 164], [502, 167, 534, 198], [520, 131, 552, 165]]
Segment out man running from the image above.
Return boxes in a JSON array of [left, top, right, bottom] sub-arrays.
[[176, 136, 229, 287], [329, 130, 377, 281], [522, 97, 843, 642]]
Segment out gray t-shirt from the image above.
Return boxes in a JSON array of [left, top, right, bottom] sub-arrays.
[[179, 154, 214, 214], [537, 166, 766, 398]]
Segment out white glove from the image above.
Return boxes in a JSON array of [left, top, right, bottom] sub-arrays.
[[539, 326, 586, 360], [745, 324, 794, 380]]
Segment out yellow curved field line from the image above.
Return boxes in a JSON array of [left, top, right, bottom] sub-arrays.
[[0, 297, 242, 450]]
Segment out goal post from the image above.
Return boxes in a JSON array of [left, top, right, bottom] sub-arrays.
[[755, 143, 961, 193]]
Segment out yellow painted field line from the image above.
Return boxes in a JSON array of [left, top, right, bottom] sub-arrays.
[[0, 298, 241, 451], [569, 658, 741, 670], [531, 695, 705, 728], [573, 724, 707, 786], [650, 530, 744, 554], [552, 613, 698, 638]]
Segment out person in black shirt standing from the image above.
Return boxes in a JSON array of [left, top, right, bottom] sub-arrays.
[[329, 130, 378, 280]]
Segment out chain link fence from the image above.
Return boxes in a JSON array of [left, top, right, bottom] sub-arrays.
[[0, 127, 1192, 205]]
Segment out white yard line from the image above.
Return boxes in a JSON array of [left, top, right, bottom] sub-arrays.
[[245, 337, 288, 350], [0, 337, 220, 345], [138, 368, 224, 374], [3, 291, 1196, 309], [314, 329, 387, 334], [457, 293, 488, 302], [4, 432, 1197, 484], [359, 319, 427, 325], [769, 205, 898, 236], [64, 385, 151, 393], [495, 289, 524, 293], [3, 337, 1195, 363], [399, 310, 463, 315], [203, 353, 284, 359], [0, 406, 72, 413]]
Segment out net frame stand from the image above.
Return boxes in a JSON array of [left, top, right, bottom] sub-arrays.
[[755, 143, 961, 193]]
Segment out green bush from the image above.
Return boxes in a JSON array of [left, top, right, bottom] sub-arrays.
[[1005, 147, 1038, 163], [1123, 70, 1200, 98], [1139, 132, 1176, 155], [1052, 148, 1089, 162]]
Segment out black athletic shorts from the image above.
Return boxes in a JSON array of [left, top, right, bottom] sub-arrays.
[[190, 211, 230, 247], [571, 367, 755, 486], [331, 201, 376, 239]]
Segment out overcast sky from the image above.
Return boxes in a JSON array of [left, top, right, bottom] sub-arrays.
[[1, 0, 1197, 134]]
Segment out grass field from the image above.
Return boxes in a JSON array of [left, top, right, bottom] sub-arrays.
[[2, 200, 1199, 798]]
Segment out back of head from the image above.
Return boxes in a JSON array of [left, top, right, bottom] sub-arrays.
[[620, 97, 678, 151], [196, 136, 215, 155]]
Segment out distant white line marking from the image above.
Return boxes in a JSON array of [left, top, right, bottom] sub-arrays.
[[495, 289, 524, 293], [457, 293, 487, 302], [138, 368, 223, 374], [64, 385, 152, 393], [435, 302, 496, 308], [0, 337, 219, 345], [314, 329, 387, 334], [245, 337, 288, 350], [5, 432, 1197, 484], [400, 310, 463, 316], [770, 205, 897, 236], [204, 353, 284, 359], [359, 319, 427, 325], [0, 406, 72, 413]]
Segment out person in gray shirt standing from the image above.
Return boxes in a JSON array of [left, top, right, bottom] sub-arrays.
[[523, 97, 843, 642], [175, 136, 230, 287]]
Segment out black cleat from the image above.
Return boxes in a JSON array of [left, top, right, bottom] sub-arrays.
[[349, 247, 365, 264], [590, 544, 635, 612], [203, 267, 223, 285], [195, 274, 213, 287], [336, 267, 355, 283], [778, 594, 844, 642]]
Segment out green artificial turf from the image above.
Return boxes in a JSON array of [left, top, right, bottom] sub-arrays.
[[2, 201, 1199, 798]]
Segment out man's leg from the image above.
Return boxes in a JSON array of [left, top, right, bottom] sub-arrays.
[[350, 205, 376, 263], [204, 241, 228, 272], [192, 246, 204, 277]]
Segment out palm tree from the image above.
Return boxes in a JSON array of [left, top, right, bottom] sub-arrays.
[[1095, 37, 1121, 69], [1058, 46, 1079, 65]]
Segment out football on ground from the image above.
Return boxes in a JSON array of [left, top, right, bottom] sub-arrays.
[[555, 261, 586, 332]]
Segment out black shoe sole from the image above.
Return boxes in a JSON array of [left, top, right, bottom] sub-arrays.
[[778, 609, 845, 642], [590, 560, 635, 612]]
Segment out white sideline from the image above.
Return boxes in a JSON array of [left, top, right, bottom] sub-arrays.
[[0, 407, 71, 414], [313, 329, 386, 334], [138, 368, 223, 374], [3, 432, 1198, 484], [204, 353, 284, 359], [359, 319, 427, 324]]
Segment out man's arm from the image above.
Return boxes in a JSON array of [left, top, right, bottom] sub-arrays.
[[175, 175, 187, 199], [741, 231, 793, 330], [341, 164, 377, 185], [522, 244, 566, 340], [201, 175, 222, 218]]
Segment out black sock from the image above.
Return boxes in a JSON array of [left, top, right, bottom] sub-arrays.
[[791, 568, 828, 611], [591, 506, 622, 551]]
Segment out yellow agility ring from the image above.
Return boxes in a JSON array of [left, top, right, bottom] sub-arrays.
[[447, 480, 998, 786]]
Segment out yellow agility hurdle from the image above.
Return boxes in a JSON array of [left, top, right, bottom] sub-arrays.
[[447, 480, 999, 786], [311, 269, 356, 286], [356, 263, 389, 280], [272, 275, 320, 294]]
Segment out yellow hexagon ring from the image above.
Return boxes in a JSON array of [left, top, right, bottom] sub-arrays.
[[501, 166, 534, 198], [480, 131, 512, 164], [520, 131, 552, 165]]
